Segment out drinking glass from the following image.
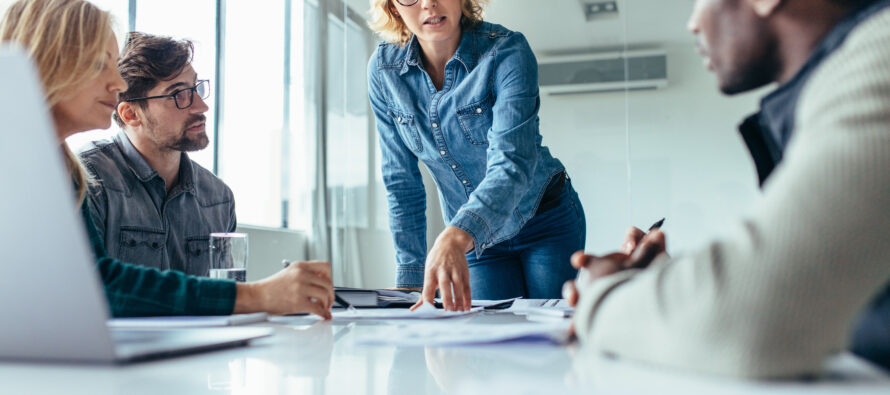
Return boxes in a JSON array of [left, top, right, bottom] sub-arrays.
[[209, 233, 249, 282]]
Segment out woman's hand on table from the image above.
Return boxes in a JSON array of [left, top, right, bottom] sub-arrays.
[[411, 226, 475, 312]]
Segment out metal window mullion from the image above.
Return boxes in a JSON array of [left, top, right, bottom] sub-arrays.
[[316, 0, 332, 260], [282, 0, 293, 228], [213, 0, 226, 175], [127, 0, 136, 32]]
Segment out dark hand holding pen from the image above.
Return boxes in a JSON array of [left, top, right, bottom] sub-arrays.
[[564, 219, 667, 341], [565, 218, 668, 306]]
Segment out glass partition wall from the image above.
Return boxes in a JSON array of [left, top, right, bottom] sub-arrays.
[[0, 0, 766, 288], [487, 0, 762, 255]]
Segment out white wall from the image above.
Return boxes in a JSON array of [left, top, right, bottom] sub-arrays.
[[237, 225, 308, 282], [540, 45, 766, 255]]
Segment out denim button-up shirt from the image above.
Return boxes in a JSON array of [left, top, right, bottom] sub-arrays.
[[79, 131, 237, 276], [368, 22, 566, 287]]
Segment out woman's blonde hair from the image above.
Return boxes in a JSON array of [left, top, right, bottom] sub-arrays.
[[1, 0, 114, 204], [368, 0, 488, 45]]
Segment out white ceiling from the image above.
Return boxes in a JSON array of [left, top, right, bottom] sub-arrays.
[[484, 0, 697, 54]]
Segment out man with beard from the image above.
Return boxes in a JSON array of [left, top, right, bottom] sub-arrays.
[[79, 32, 234, 276], [569, 0, 890, 378]]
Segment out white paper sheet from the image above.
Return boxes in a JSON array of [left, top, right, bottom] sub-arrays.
[[330, 304, 482, 321], [505, 299, 574, 316], [355, 321, 571, 346]]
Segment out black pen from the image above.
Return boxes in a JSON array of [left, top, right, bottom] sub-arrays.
[[282, 260, 354, 310], [648, 218, 665, 231]]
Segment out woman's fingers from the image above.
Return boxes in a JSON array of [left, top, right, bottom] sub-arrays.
[[412, 270, 439, 311], [451, 269, 470, 311], [439, 274, 454, 311]]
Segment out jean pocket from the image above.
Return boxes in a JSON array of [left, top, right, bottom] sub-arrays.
[[186, 235, 210, 276], [457, 95, 494, 145], [387, 108, 423, 153], [118, 227, 166, 269]]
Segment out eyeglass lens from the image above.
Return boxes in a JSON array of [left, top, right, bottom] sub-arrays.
[[173, 81, 210, 109]]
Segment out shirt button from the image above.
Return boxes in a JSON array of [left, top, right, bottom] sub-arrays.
[[476, 108, 483, 114], [440, 150, 446, 155], [451, 164, 457, 169], [432, 123, 439, 128], [462, 180, 468, 184], [396, 117, 402, 122], [490, 32, 497, 38]]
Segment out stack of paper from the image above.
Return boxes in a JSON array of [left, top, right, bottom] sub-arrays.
[[508, 299, 574, 318], [335, 287, 419, 308]]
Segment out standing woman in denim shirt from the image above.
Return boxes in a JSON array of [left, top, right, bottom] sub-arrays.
[[367, 0, 586, 310]]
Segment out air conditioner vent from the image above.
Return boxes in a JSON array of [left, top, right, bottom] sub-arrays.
[[539, 49, 668, 95]]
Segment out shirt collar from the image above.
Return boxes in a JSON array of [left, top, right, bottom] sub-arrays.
[[755, 0, 890, 148], [114, 130, 196, 194], [399, 26, 478, 76]]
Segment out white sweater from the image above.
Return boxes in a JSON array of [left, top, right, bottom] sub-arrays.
[[574, 9, 890, 379]]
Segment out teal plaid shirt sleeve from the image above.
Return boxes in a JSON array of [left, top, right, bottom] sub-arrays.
[[81, 200, 236, 317]]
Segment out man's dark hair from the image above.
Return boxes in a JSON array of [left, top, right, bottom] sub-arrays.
[[113, 32, 194, 127]]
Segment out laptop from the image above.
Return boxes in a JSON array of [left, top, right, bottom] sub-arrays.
[[0, 45, 272, 363]]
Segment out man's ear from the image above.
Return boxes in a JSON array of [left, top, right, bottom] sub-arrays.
[[748, 0, 783, 17], [117, 102, 142, 128]]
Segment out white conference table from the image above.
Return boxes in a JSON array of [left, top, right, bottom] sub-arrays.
[[1, 310, 888, 395]]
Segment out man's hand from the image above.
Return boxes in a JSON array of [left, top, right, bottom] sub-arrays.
[[233, 260, 334, 319], [564, 230, 666, 339], [622, 226, 668, 258], [411, 226, 474, 312], [563, 230, 667, 307]]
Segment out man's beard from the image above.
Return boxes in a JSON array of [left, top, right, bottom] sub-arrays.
[[148, 114, 210, 152], [171, 128, 209, 152]]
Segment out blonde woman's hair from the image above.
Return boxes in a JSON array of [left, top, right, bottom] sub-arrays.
[[368, 0, 488, 45], [1, 0, 114, 204]]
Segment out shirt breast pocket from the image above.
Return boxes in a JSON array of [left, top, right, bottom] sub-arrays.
[[457, 95, 494, 146], [186, 236, 210, 276], [118, 227, 166, 270], [387, 108, 423, 153]]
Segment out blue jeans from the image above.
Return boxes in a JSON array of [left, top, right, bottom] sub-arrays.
[[467, 179, 586, 299]]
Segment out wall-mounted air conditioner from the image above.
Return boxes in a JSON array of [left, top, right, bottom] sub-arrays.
[[538, 49, 668, 95]]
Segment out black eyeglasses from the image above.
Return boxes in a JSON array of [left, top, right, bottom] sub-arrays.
[[124, 80, 210, 110], [396, 0, 419, 6]]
